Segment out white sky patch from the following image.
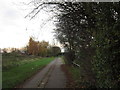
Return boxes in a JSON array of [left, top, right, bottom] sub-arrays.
[[0, 0, 59, 49]]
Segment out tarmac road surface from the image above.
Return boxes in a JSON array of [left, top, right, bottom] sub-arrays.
[[20, 58, 66, 88]]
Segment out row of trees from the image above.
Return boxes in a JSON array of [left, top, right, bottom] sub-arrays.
[[1, 37, 61, 57], [54, 2, 120, 88], [27, 37, 61, 57]]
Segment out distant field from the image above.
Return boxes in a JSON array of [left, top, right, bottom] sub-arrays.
[[2, 53, 40, 70], [2, 53, 55, 88]]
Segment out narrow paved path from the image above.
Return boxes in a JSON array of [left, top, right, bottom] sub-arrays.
[[21, 58, 66, 88]]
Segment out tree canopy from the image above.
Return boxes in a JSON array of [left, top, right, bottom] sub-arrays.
[[54, 2, 120, 88], [27, 37, 61, 57]]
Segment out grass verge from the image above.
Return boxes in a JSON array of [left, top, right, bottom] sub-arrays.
[[2, 57, 55, 88], [62, 56, 96, 88]]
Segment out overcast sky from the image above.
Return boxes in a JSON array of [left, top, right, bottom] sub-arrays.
[[0, 0, 59, 49]]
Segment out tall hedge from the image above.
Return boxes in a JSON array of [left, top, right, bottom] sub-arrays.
[[55, 2, 120, 88]]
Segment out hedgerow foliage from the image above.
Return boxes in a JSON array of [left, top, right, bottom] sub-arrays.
[[55, 2, 120, 88]]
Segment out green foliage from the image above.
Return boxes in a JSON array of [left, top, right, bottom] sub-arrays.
[[54, 2, 120, 88], [70, 67, 81, 80], [69, 66, 96, 88], [90, 3, 120, 88], [47, 46, 61, 57]]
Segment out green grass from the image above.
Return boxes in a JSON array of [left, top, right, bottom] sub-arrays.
[[2, 57, 55, 88], [63, 56, 96, 88], [69, 66, 81, 80], [68, 65, 87, 88], [60, 56, 65, 64]]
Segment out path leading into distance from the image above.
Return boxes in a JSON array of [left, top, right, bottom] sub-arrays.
[[20, 58, 66, 88]]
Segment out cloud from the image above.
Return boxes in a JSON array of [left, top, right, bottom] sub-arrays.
[[0, 0, 23, 31], [0, 0, 57, 49]]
